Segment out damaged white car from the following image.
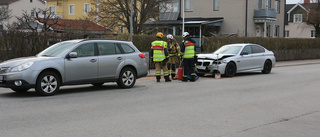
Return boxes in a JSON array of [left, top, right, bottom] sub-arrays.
[[196, 43, 276, 77]]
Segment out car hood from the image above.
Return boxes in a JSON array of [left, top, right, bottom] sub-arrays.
[[0, 56, 53, 67], [197, 53, 235, 60]]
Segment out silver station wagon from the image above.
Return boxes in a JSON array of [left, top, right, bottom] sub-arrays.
[[0, 39, 148, 96]]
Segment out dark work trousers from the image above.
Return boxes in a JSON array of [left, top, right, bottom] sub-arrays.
[[183, 58, 196, 78]]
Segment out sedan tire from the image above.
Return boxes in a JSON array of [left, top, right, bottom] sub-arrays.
[[262, 60, 272, 74], [117, 67, 136, 88], [35, 71, 60, 96], [224, 62, 236, 77]]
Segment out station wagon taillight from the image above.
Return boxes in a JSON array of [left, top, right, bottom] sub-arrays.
[[139, 54, 145, 59]]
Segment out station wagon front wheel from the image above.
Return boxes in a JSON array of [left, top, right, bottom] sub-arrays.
[[117, 67, 136, 88], [35, 71, 60, 96]]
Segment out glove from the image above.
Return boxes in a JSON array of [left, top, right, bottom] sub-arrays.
[[163, 58, 168, 63], [180, 55, 183, 60], [177, 56, 180, 60], [167, 47, 172, 51]]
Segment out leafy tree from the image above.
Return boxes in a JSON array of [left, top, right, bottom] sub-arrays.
[[89, 0, 167, 34]]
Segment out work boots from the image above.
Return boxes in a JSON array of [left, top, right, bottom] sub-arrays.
[[190, 76, 196, 82], [171, 74, 178, 80], [156, 76, 161, 82], [165, 76, 171, 82]]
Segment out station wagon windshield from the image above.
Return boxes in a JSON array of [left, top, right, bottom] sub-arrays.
[[213, 46, 242, 55], [37, 42, 77, 57]]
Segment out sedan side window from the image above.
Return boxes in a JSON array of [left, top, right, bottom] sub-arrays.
[[97, 42, 121, 55], [252, 45, 265, 53], [72, 43, 95, 57], [120, 44, 135, 53], [242, 46, 252, 54]]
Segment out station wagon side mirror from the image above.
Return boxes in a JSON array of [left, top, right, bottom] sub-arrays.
[[240, 52, 249, 56], [68, 52, 78, 58]]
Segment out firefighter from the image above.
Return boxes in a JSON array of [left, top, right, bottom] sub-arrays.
[[166, 34, 180, 80], [180, 32, 197, 82], [150, 32, 171, 82]]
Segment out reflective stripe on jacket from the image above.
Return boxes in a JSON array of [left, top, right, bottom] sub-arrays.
[[151, 40, 167, 62], [183, 41, 195, 58]]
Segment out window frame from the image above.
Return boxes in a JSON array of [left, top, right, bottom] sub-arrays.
[[311, 30, 316, 38], [275, 0, 280, 13], [294, 14, 303, 23], [84, 3, 90, 14], [184, 0, 193, 11], [49, 6, 56, 15], [213, 0, 219, 11], [69, 4, 75, 15], [285, 30, 289, 38]]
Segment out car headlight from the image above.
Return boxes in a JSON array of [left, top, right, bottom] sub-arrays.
[[11, 62, 34, 72], [221, 60, 228, 64]]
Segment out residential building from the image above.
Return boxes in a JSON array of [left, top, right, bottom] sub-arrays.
[[28, 18, 111, 34], [146, 0, 285, 38], [0, 0, 45, 30], [45, 0, 92, 19], [285, 0, 316, 38]]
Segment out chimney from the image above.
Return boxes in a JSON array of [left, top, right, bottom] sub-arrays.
[[304, 0, 310, 3]]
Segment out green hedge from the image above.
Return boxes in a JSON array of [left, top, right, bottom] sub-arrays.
[[0, 31, 319, 62]]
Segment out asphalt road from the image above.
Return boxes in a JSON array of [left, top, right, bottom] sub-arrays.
[[1, 63, 320, 137]]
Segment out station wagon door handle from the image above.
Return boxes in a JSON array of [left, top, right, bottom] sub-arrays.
[[90, 59, 97, 63], [117, 57, 123, 60]]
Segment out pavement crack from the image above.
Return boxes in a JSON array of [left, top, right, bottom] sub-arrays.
[[218, 111, 319, 137], [241, 111, 319, 132]]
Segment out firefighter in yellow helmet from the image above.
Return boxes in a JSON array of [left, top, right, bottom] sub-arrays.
[[150, 32, 171, 82], [166, 34, 180, 80]]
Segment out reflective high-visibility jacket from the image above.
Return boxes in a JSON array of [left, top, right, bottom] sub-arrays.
[[182, 40, 195, 59], [151, 40, 168, 62]]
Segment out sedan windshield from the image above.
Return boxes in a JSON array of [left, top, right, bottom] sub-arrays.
[[213, 46, 242, 55], [37, 42, 77, 57]]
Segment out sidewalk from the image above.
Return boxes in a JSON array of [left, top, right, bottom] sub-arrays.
[[146, 59, 320, 77]]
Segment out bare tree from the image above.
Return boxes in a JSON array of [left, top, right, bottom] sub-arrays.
[[14, 8, 60, 32], [89, 0, 167, 34], [307, 0, 320, 38], [0, 6, 11, 22]]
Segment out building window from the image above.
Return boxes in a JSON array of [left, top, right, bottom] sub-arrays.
[[274, 25, 279, 37], [258, 0, 262, 9], [84, 3, 90, 14], [275, 0, 280, 13], [285, 30, 289, 37], [120, 25, 125, 34], [160, 2, 178, 12], [31, 9, 35, 17], [69, 4, 75, 15], [294, 14, 302, 22], [311, 30, 316, 38], [184, 0, 193, 11], [49, 6, 56, 15], [265, 0, 271, 9], [213, 0, 219, 11]]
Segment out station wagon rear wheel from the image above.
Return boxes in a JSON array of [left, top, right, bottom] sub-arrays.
[[35, 71, 60, 96], [117, 67, 136, 88]]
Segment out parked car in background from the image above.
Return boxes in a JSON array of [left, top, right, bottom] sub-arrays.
[[0, 39, 148, 96], [196, 43, 276, 77]]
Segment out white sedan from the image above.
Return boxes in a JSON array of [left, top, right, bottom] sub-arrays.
[[196, 43, 276, 77]]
